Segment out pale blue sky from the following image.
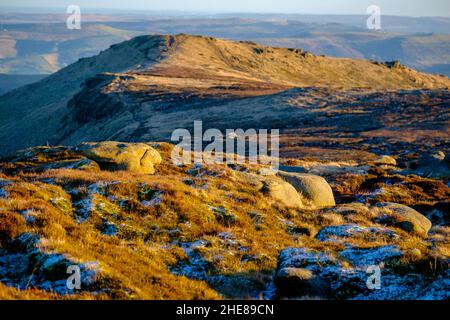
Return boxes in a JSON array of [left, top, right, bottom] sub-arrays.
[[1, 0, 449, 17]]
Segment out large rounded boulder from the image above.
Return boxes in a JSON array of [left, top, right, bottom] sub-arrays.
[[76, 141, 162, 174], [277, 172, 335, 208], [262, 177, 305, 208], [377, 203, 432, 237]]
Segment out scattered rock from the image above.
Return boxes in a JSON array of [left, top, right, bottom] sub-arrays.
[[274, 245, 447, 300], [409, 248, 422, 259], [169, 240, 211, 280], [76, 141, 162, 174], [262, 177, 305, 208], [209, 206, 236, 226], [374, 155, 397, 166], [277, 172, 335, 208], [19, 209, 40, 224], [257, 167, 277, 176], [141, 197, 162, 208], [329, 203, 371, 216], [98, 220, 118, 236], [11, 146, 78, 163], [7, 232, 40, 253], [376, 203, 432, 237], [278, 248, 338, 271]]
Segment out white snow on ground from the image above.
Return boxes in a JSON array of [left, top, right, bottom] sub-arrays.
[[0, 179, 11, 198], [19, 209, 40, 224], [169, 240, 211, 280], [278, 248, 340, 271], [73, 197, 94, 222], [352, 270, 450, 300], [278, 245, 450, 300], [339, 245, 403, 267], [0, 233, 101, 295], [316, 224, 398, 243], [71, 181, 120, 222], [141, 195, 162, 208], [99, 221, 118, 236]]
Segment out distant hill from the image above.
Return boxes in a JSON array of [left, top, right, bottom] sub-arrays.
[[0, 14, 449, 76], [0, 34, 448, 157], [0, 74, 46, 95]]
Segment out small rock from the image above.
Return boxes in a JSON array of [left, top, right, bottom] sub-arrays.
[[374, 155, 397, 166], [209, 206, 236, 226], [409, 248, 422, 259], [98, 220, 118, 236], [275, 267, 331, 299], [0, 179, 11, 198], [331, 203, 371, 216], [61, 158, 100, 171]]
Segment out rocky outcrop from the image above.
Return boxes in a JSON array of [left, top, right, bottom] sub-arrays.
[[76, 141, 162, 174], [277, 172, 335, 208]]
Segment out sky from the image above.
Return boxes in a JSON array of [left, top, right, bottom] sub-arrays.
[[0, 0, 450, 17]]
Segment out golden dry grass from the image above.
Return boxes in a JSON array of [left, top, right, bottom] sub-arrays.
[[0, 143, 448, 300]]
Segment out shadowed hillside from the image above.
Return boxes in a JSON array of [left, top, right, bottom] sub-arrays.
[[0, 34, 449, 157]]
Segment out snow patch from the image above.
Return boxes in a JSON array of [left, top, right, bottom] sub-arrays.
[[316, 224, 398, 243], [0, 179, 11, 198], [0, 233, 101, 295], [141, 196, 161, 208], [169, 240, 211, 280], [339, 245, 403, 267], [73, 197, 94, 222], [19, 209, 40, 224], [99, 220, 118, 236]]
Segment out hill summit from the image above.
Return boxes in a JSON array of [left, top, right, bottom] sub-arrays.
[[0, 34, 449, 156]]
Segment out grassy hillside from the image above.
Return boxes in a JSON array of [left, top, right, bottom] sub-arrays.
[[0, 34, 449, 158], [0, 73, 46, 95], [0, 142, 448, 299]]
